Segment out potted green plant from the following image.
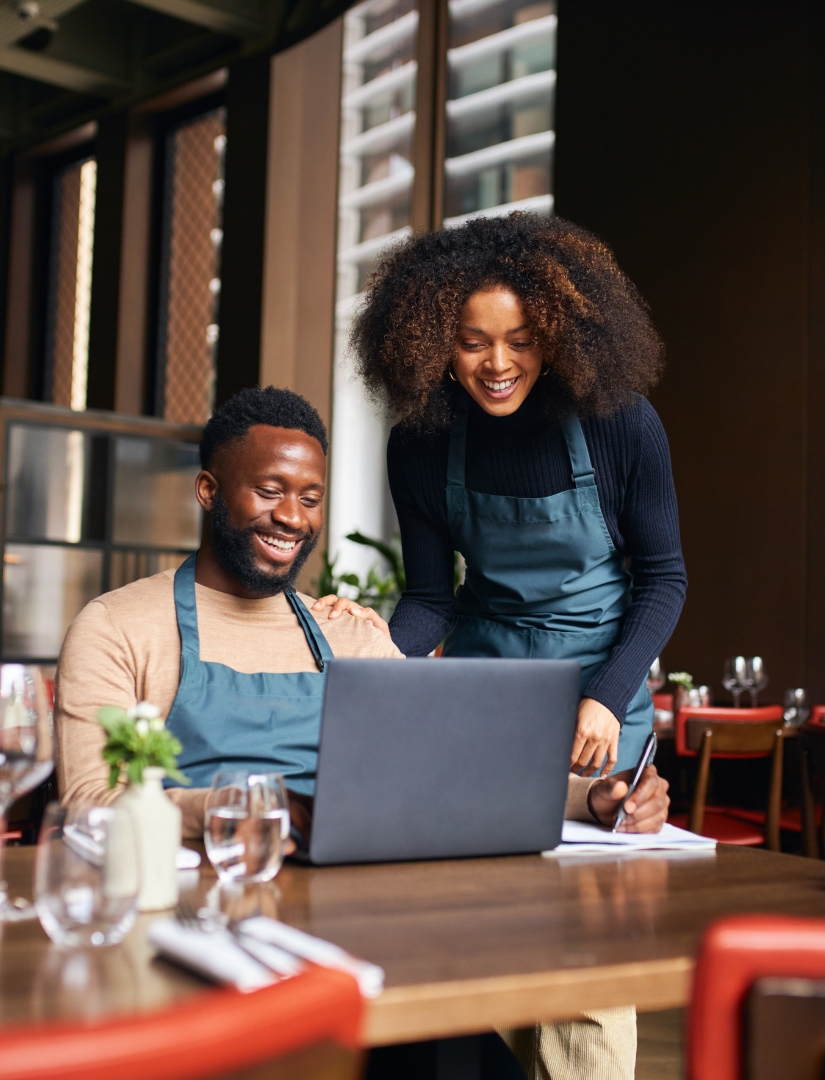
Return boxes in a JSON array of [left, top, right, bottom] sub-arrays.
[[98, 703, 186, 912]]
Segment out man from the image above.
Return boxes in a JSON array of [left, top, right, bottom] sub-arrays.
[[57, 386, 668, 845]]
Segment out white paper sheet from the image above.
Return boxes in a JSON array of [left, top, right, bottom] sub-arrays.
[[542, 820, 717, 856]]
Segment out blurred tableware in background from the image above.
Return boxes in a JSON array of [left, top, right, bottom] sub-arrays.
[[35, 802, 138, 947], [0, 664, 54, 920], [744, 656, 768, 707], [783, 688, 810, 727], [722, 656, 748, 708], [205, 771, 290, 885], [647, 658, 666, 694]]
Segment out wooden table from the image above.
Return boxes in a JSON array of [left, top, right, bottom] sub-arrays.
[[0, 844, 822, 1047]]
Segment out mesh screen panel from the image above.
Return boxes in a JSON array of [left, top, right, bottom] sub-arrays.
[[161, 109, 225, 426]]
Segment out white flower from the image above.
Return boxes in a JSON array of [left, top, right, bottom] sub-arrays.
[[149, 716, 165, 732], [135, 718, 150, 737], [128, 701, 161, 721]]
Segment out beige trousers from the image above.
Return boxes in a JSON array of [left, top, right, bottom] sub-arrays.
[[499, 1007, 637, 1080]]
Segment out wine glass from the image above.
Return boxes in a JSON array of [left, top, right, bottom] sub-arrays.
[[745, 656, 768, 707], [722, 656, 747, 708], [647, 658, 666, 695], [0, 665, 54, 920], [35, 802, 138, 946], [783, 688, 809, 727], [204, 771, 290, 885]]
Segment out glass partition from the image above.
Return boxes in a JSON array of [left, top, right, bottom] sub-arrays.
[[1, 416, 200, 662], [112, 437, 201, 549]]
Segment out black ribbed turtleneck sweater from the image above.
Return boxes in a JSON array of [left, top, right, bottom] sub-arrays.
[[386, 388, 687, 723]]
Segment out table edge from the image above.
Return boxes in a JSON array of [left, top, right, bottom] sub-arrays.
[[362, 956, 694, 1045]]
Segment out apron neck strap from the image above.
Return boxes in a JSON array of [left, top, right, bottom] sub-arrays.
[[173, 554, 201, 658], [446, 393, 469, 488], [449, 395, 597, 491], [286, 589, 335, 673], [561, 414, 597, 489], [174, 553, 335, 671]]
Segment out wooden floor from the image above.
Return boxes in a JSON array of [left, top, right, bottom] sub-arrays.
[[636, 1009, 685, 1080]]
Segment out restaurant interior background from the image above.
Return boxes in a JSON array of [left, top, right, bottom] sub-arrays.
[[0, 0, 821, 707]]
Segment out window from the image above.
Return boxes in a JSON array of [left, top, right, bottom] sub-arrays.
[[155, 108, 226, 426], [329, 0, 419, 578], [44, 157, 97, 412], [444, 0, 555, 224], [329, 0, 556, 578]]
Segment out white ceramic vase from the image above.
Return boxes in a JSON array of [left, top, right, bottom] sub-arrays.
[[117, 766, 181, 912]]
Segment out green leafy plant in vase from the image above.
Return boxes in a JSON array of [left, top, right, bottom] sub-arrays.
[[98, 703, 187, 912]]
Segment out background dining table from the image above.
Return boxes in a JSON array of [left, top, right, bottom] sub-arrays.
[[0, 841, 822, 1050]]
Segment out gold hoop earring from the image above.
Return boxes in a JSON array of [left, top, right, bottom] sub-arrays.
[[540, 364, 550, 377], [448, 368, 457, 382]]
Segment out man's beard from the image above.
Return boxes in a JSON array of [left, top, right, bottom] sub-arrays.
[[210, 492, 319, 596]]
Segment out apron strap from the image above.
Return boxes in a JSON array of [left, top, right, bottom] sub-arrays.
[[561, 415, 598, 490], [446, 393, 469, 489], [287, 589, 335, 673], [173, 553, 201, 659]]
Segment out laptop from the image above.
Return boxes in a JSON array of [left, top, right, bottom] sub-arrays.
[[307, 657, 580, 865]]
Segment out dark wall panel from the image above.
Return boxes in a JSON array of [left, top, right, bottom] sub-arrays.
[[555, 0, 824, 700]]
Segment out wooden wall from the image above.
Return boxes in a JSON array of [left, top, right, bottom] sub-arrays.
[[555, 0, 825, 702]]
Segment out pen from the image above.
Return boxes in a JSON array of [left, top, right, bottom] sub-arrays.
[[612, 732, 657, 833]]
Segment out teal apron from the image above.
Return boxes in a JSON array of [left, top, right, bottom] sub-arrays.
[[164, 554, 333, 795], [441, 395, 652, 772]]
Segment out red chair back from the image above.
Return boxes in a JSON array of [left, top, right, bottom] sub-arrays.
[[675, 706, 784, 757], [653, 693, 674, 711], [810, 705, 825, 726], [0, 967, 362, 1080], [688, 914, 825, 1080]]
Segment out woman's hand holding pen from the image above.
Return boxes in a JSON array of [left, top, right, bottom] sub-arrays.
[[587, 765, 670, 833]]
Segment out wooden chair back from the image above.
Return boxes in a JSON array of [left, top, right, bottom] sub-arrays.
[[675, 705, 784, 756], [686, 719, 785, 849]]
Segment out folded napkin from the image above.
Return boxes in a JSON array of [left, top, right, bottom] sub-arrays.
[[176, 847, 201, 870], [238, 917, 385, 998], [148, 919, 307, 992]]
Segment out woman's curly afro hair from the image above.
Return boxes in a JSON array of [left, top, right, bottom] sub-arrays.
[[352, 213, 664, 429]]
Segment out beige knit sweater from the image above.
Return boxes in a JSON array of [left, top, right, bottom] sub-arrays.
[[55, 566, 595, 837]]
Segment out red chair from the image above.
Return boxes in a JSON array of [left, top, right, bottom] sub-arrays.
[[671, 708, 785, 848], [0, 967, 363, 1080], [653, 692, 674, 712], [688, 914, 825, 1080], [810, 705, 825, 726]]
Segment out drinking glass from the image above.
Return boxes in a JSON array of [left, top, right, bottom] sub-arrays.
[[646, 658, 665, 694], [35, 803, 138, 946], [722, 656, 747, 708], [783, 688, 809, 727], [744, 656, 768, 707], [204, 771, 290, 885], [0, 665, 54, 920]]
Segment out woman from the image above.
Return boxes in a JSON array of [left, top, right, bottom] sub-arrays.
[[319, 214, 686, 778]]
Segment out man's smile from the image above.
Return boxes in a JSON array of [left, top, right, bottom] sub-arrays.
[[254, 530, 304, 565]]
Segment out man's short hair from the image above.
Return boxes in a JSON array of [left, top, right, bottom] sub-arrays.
[[200, 386, 329, 470]]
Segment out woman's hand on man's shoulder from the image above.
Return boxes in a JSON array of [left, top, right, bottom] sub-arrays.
[[311, 595, 391, 638]]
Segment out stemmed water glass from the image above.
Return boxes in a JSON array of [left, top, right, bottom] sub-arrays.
[[647, 658, 666, 695], [0, 665, 54, 920], [744, 657, 768, 707], [722, 656, 748, 708], [783, 688, 809, 727]]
